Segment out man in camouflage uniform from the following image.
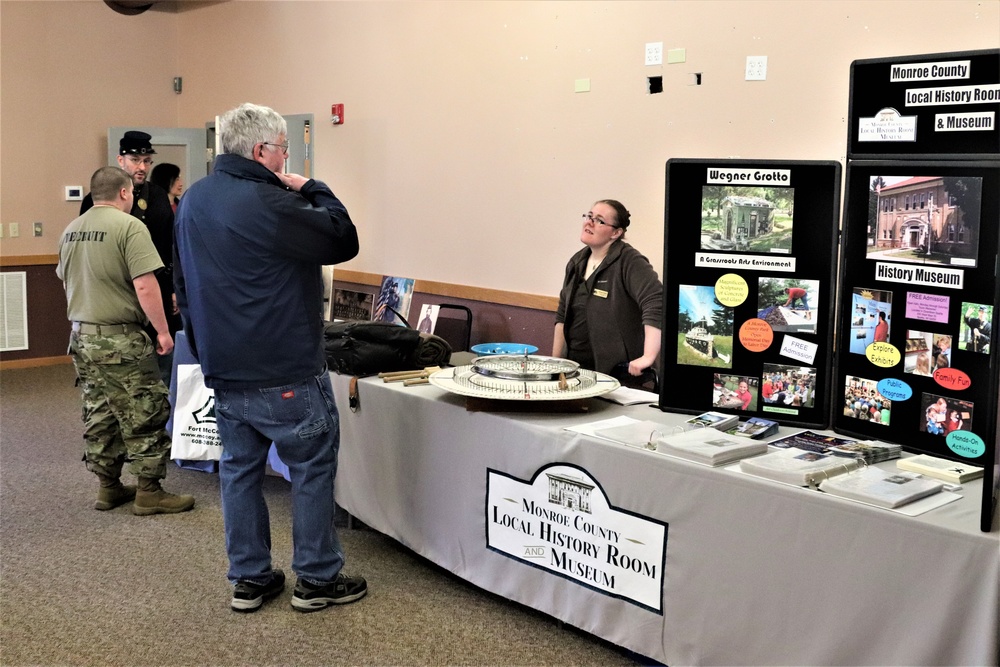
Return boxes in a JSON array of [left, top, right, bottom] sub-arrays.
[[57, 166, 195, 515]]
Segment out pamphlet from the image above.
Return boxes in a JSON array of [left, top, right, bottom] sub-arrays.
[[896, 454, 984, 483], [725, 417, 779, 440], [685, 411, 739, 431], [767, 430, 858, 454]]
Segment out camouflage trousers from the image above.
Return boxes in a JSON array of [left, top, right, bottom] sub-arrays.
[[70, 330, 171, 480]]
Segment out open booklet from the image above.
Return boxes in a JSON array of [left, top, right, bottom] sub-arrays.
[[818, 468, 944, 509], [739, 448, 861, 487]]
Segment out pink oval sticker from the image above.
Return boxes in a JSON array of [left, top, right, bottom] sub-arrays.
[[933, 367, 971, 391]]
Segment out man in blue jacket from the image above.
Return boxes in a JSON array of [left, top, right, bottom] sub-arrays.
[[174, 103, 365, 613]]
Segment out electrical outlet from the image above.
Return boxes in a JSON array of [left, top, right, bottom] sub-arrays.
[[645, 42, 663, 66], [9, 223, 19, 238], [745, 55, 767, 81]]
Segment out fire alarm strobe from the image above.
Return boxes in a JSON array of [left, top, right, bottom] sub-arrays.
[[331, 104, 344, 125]]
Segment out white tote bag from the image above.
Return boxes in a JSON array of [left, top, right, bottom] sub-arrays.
[[170, 363, 223, 461]]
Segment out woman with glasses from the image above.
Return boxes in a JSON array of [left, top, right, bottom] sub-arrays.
[[552, 199, 663, 385]]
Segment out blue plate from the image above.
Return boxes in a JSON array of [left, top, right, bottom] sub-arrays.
[[471, 343, 539, 356]]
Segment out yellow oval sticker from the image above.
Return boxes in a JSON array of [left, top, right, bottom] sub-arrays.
[[865, 341, 901, 368], [715, 273, 748, 307]]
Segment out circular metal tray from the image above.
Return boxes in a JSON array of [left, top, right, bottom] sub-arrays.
[[429, 358, 619, 401], [470, 354, 580, 381]]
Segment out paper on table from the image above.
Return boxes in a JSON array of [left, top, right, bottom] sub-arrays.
[[599, 387, 659, 406], [564, 416, 639, 439]]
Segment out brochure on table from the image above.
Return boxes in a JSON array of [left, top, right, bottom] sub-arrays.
[[658, 159, 841, 430], [837, 48, 999, 532]]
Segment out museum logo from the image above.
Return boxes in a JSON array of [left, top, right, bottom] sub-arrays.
[[486, 463, 668, 613]]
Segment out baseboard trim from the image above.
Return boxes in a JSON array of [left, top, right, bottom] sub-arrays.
[[0, 355, 73, 370]]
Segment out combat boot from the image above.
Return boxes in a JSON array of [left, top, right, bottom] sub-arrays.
[[94, 473, 136, 511], [133, 477, 196, 516]]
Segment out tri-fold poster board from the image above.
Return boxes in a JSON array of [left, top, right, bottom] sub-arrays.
[[659, 159, 841, 430], [658, 49, 998, 531]]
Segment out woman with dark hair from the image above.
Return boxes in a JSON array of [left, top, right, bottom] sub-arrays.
[[149, 162, 183, 212], [552, 199, 662, 381]]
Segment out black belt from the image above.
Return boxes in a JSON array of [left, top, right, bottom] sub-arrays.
[[71, 322, 143, 335]]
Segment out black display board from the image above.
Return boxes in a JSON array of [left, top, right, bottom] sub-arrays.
[[659, 159, 841, 429], [842, 49, 999, 532], [847, 48, 999, 160], [833, 160, 999, 531]]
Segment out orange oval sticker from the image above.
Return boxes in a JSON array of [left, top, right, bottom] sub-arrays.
[[739, 318, 773, 352], [933, 367, 971, 391]]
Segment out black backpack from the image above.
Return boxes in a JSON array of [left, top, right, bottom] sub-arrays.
[[323, 320, 451, 376]]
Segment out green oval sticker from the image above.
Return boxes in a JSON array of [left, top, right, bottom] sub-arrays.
[[946, 431, 986, 459]]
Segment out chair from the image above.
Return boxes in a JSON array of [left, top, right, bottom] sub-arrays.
[[431, 304, 473, 353]]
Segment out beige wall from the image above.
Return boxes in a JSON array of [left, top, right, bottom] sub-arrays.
[[2, 0, 997, 297]]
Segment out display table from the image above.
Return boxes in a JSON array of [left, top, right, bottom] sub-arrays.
[[332, 373, 999, 666]]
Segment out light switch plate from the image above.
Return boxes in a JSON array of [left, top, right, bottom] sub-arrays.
[[746, 55, 767, 81], [645, 42, 663, 66]]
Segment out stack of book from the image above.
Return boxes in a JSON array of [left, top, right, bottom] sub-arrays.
[[740, 448, 860, 486], [896, 454, 985, 483], [826, 440, 902, 464], [725, 417, 779, 440], [818, 468, 944, 509], [685, 411, 739, 431], [656, 428, 768, 467]]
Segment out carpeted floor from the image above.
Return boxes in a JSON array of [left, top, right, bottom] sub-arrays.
[[0, 364, 645, 667]]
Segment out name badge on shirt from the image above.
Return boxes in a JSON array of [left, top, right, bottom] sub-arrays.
[[593, 288, 609, 298]]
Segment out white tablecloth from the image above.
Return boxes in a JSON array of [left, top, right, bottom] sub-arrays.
[[331, 373, 999, 666]]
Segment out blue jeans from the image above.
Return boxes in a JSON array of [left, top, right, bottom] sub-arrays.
[[214, 369, 344, 585]]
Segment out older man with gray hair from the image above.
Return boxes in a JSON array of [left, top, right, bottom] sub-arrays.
[[174, 103, 365, 613]]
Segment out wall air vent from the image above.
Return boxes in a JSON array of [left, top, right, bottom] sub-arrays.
[[0, 272, 29, 352]]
